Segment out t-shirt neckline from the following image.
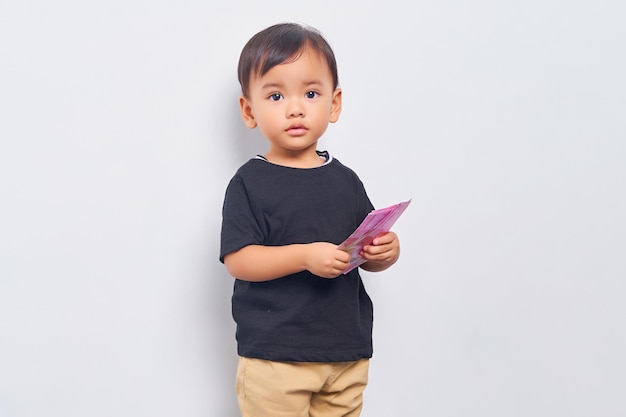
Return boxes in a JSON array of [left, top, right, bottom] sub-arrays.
[[254, 150, 333, 168]]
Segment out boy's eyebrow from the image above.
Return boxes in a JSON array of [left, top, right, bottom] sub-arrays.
[[302, 79, 325, 87], [260, 82, 284, 90]]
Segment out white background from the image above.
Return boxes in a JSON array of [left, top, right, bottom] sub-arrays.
[[1, 1, 625, 416]]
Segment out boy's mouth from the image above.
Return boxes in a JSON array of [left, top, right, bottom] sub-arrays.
[[286, 125, 307, 135]]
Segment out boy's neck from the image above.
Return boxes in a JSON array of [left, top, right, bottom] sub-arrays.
[[263, 150, 326, 169]]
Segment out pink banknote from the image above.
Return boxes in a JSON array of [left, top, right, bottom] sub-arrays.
[[338, 199, 411, 274]]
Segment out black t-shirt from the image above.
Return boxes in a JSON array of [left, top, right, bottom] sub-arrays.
[[220, 154, 375, 362]]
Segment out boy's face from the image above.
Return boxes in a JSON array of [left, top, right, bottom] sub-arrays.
[[239, 46, 342, 166]]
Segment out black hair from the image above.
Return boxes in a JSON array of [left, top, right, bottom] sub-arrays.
[[237, 22, 339, 97]]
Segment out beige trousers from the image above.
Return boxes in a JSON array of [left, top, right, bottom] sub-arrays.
[[236, 356, 370, 417]]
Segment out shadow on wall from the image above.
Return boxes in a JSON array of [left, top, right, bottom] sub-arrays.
[[205, 235, 240, 416], [200, 88, 267, 415], [227, 90, 268, 162]]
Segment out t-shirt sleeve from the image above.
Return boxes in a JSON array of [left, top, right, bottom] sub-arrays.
[[219, 175, 265, 263]]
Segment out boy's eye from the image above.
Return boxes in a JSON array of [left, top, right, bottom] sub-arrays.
[[269, 93, 282, 101], [305, 91, 319, 99]]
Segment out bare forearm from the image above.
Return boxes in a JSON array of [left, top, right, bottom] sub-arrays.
[[224, 242, 351, 281], [224, 244, 307, 282]]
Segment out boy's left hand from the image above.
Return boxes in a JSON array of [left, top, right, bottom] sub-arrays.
[[359, 231, 400, 270]]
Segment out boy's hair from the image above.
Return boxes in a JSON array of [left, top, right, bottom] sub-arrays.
[[238, 22, 339, 97]]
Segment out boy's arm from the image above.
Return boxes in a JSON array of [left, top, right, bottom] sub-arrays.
[[359, 231, 401, 272], [224, 242, 351, 282]]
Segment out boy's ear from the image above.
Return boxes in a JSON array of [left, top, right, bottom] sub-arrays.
[[239, 96, 257, 128], [329, 88, 342, 123]]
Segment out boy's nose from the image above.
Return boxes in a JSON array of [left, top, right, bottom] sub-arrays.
[[287, 100, 304, 118]]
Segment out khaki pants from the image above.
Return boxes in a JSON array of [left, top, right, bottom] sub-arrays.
[[236, 357, 370, 417]]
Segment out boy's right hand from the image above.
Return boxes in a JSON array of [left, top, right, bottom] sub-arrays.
[[304, 242, 350, 278]]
